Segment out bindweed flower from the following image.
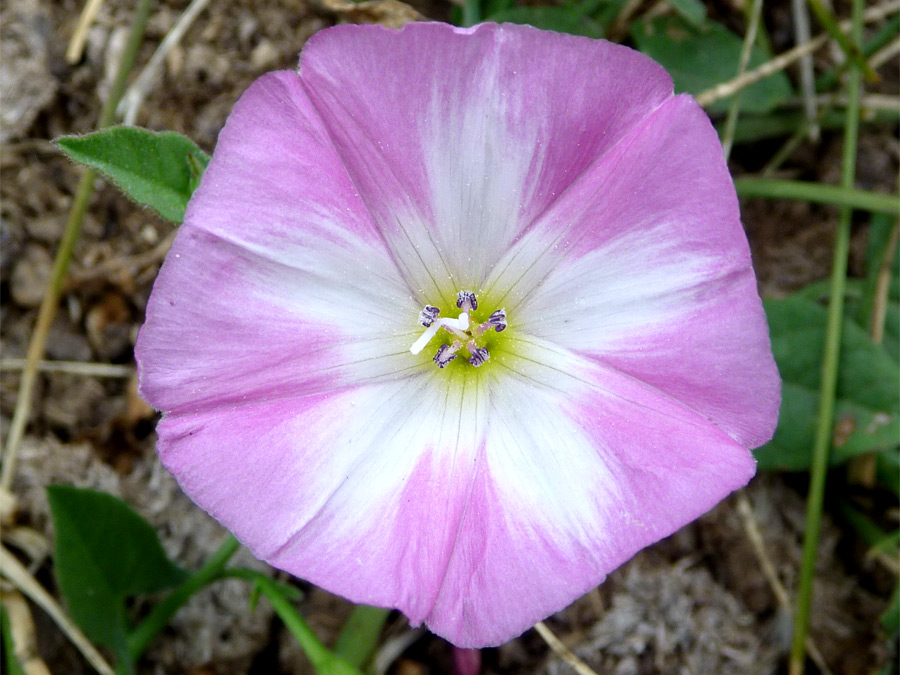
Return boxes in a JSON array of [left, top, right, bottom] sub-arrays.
[[136, 22, 780, 647]]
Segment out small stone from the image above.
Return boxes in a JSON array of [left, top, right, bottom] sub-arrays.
[[10, 244, 51, 308], [85, 292, 132, 360], [25, 216, 64, 244], [0, 0, 57, 142], [250, 39, 280, 71], [45, 316, 92, 362]]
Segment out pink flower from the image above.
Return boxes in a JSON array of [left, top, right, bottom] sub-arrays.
[[136, 22, 780, 647]]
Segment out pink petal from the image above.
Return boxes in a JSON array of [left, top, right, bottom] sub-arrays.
[[155, 375, 490, 624], [298, 22, 673, 300], [488, 95, 780, 448], [155, 337, 754, 648], [136, 72, 418, 413], [421, 340, 756, 645]]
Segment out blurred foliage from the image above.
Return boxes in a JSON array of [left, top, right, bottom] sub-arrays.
[[630, 14, 793, 113], [756, 295, 899, 471]]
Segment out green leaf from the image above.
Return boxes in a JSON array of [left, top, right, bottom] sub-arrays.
[[482, 0, 514, 17], [631, 15, 793, 113], [48, 486, 187, 659], [487, 6, 604, 38], [592, 0, 629, 28], [668, 0, 705, 28], [754, 296, 900, 470], [56, 127, 209, 223], [870, 529, 900, 558], [1, 605, 27, 675]]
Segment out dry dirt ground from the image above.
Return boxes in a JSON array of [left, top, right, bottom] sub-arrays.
[[1, 0, 897, 673]]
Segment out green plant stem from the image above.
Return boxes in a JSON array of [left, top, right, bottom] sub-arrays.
[[334, 605, 391, 668], [727, 108, 898, 145], [804, 0, 876, 82], [721, 0, 764, 161], [224, 569, 359, 675], [788, 0, 864, 672], [462, 0, 481, 26], [126, 535, 240, 660], [0, 0, 155, 492], [733, 179, 898, 216]]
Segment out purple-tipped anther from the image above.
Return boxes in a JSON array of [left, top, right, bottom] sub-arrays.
[[487, 308, 507, 332], [456, 291, 478, 312], [434, 343, 460, 368], [419, 305, 440, 327], [468, 346, 490, 368]]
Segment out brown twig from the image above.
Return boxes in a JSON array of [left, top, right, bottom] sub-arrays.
[[1, 589, 53, 675], [0, 545, 116, 675], [0, 359, 134, 378], [66, 0, 107, 64], [695, 0, 900, 108], [534, 621, 600, 675], [735, 492, 834, 675], [608, 0, 645, 43], [65, 228, 176, 289]]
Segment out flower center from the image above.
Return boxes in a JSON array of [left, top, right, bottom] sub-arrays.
[[409, 291, 507, 369]]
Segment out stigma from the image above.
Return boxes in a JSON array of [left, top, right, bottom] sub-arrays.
[[409, 291, 506, 368]]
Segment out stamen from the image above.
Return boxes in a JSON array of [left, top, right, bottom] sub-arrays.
[[434, 342, 461, 368], [456, 291, 478, 312], [418, 305, 440, 327], [468, 345, 490, 367], [410, 291, 507, 367], [486, 308, 507, 332]]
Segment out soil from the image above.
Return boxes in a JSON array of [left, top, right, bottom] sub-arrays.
[[1, 0, 897, 673]]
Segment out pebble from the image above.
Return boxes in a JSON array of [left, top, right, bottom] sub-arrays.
[[10, 244, 52, 308]]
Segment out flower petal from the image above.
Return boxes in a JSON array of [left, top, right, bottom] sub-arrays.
[[155, 372, 490, 625], [136, 72, 419, 414], [155, 335, 754, 648], [425, 339, 756, 645], [486, 95, 780, 448], [298, 22, 673, 301]]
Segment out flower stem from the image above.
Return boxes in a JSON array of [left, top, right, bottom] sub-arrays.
[[721, 0, 764, 161], [224, 569, 360, 675], [733, 179, 898, 216], [334, 605, 391, 668], [0, 0, 155, 492], [787, 0, 863, 672], [462, 0, 481, 27], [127, 535, 241, 660]]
